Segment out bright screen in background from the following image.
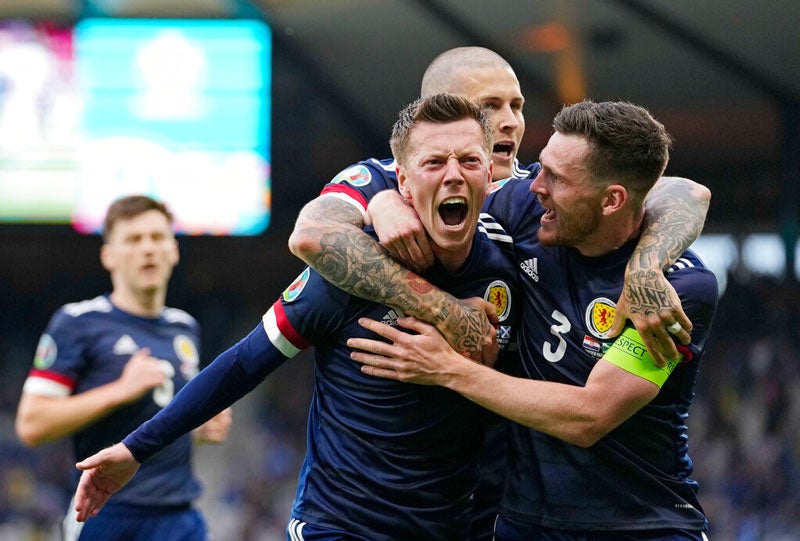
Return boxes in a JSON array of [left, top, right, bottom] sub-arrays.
[[0, 18, 272, 235]]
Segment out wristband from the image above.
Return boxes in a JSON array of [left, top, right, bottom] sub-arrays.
[[603, 327, 681, 388]]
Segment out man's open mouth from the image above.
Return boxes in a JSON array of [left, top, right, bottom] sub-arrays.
[[493, 142, 514, 158], [439, 197, 468, 226]]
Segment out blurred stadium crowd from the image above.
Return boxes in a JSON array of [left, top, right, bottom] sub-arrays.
[[1, 269, 799, 541]]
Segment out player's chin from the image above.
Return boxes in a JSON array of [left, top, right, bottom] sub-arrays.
[[536, 227, 559, 247], [137, 281, 163, 294], [433, 227, 471, 250]]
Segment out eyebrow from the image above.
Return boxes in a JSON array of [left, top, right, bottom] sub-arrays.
[[537, 150, 560, 177]]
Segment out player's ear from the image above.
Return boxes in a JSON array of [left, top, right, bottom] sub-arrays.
[[397, 165, 412, 200], [601, 184, 627, 215], [483, 161, 493, 195], [168, 237, 180, 267], [100, 243, 115, 272]]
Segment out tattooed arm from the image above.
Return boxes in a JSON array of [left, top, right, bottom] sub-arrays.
[[288, 194, 496, 357], [609, 177, 711, 366]]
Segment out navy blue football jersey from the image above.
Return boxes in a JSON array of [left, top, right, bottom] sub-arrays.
[[273, 226, 518, 540], [22, 295, 202, 507], [316, 157, 538, 540], [125, 225, 519, 541], [483, 177, 718, 532]]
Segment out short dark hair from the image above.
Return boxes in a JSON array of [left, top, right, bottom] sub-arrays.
[[389, 93, 493, 163], [553, 100, 672, 203], [102, 195, 174, 241]]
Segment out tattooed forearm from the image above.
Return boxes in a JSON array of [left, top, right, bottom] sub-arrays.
[[439, 302, 490, 357], [312, 228, 462, 327], [622, 269, 676, 317], [632, 176, 711, 272], [299, 196, 364, 228], [289, 196, 365, 267], [314, 229, 417, 306], [291, 195, 448, 322], [289, 194, 492, 356]]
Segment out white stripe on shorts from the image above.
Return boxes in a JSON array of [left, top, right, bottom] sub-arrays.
[[287, 517, 306, 541], [61, 496, 85, 541]]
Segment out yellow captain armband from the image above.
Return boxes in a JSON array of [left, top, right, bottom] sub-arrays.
[[602, 327, 681, 388]]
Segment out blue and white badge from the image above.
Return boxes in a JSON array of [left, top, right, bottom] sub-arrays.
[[331, 165, 372, 187], [283, 267, 311, 303], [33, 334, 57, 369]]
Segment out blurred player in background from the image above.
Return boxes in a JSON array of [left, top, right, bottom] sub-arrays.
[[15, 195, 232, 541], [350, 100, 718, 540], [72, 94, 520, 541]]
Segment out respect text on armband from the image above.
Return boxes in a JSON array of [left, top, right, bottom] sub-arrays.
[[613, 335, 648, 360]]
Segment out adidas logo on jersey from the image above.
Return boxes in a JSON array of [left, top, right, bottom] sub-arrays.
[[382, 309, 405, 326], [113, 334, 139, 355], [520, 258, 539, 282]]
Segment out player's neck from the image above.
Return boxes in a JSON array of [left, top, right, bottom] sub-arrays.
[[433, 245, 470, 273], [576, 211, 643, 257], [110, 288, 165, 318]]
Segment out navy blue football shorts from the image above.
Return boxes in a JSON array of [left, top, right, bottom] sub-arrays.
[[494, 514, 709, 541], [286, 518, 375, 541], [64, 500, 207, 541]]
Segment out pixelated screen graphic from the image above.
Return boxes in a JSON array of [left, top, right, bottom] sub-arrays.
[[0, 18, 272, 235]]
